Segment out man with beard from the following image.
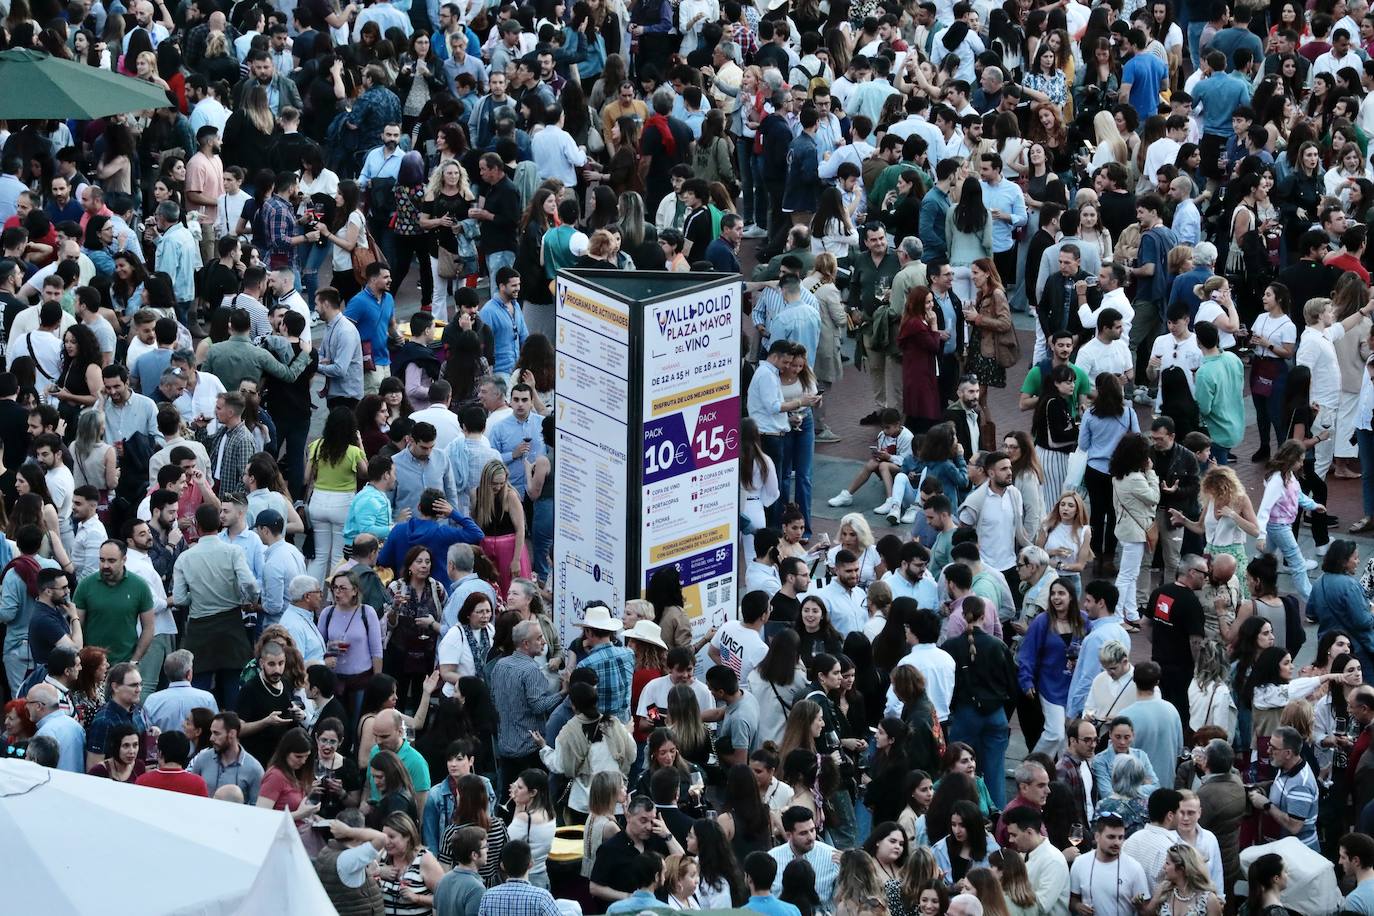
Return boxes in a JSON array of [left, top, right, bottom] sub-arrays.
[[188, 710, 264, 803], [184, 125, 224, 266], [234, 640, 301, 763], [76, 539, 155, 668]]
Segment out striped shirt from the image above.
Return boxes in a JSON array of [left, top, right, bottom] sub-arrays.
[[1271, 761, 1320, 850], [769, 840, 840, 900]]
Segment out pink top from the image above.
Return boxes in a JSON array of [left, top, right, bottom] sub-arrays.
[[261, 767, 306, 812]]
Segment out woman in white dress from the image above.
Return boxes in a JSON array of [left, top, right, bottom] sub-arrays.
[[740, 417, 779, 562]]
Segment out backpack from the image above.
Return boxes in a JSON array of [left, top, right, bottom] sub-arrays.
[[794, 62, 829, 95]]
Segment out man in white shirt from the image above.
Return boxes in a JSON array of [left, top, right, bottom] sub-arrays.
[[885, 608, 956, 721], [14, 300, 64, 394], [1121, 789, 1183, 883], [408, 380, 463, 450], [955, 451, 1024, 580], [1314, 26, 1360, 79], [1297, 296, 1373, 476], [1141, 115, 1187, 194], [1077, 263, 1132, 344], [1146, 303, 1204, 409], [126, 517, 176, 700], [812, 550, 866, 637], [172, 351, 227, 426], [710, 591, 771, 684], [1006, 806, 1070, 916], [745, 530, 783, 599], [1174, 789, 1224, 895], [1076, 307, 1134, 387], [637, 647, 714, 731], [34, 433, 74, 547], [1070, 813, 1150, 916], [68, 487, 107, 581]]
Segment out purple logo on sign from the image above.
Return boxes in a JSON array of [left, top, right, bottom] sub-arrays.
[[646, 544, 734, 588], [642, 398, 741, 485]]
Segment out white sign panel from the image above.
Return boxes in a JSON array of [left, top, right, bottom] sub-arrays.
[[638, 282, 742, 640], [553, 277, 630, 646]]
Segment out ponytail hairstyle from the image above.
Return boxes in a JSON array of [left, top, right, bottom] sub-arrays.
[[962, 595, 986, 662]]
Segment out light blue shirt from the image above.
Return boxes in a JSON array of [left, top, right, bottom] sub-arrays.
[[391, 448, 459, 518], [1067, 615, 1132, 717], [770, 301, 821, 367], [143, 681, 219, 734], [281, 604, 327, 664], [104, 393, 164, 447], [746, 361, 789, 435], [886, 570, 939, 607], [1172, 198, 1202, 246], [1091, 746, 1159, 802], [1192, 71, 1253, 136], [219, 528, 264, 581], [1078, 408, 1139, 474], [979, 177, 1027, 254], [36, 710, 86, 773], [769, 841, 840, 899], [478, 297, 529, 376], [530, 126, 587, 188], [488, 412, 546, 498], [608, 891, 662, 914], [318, 312, 364, 400], [1345, 878, 1374, 915], [358, 145, 405, 189], [0, 555, 58, 654], [154, 224, 202, 303], [261, 539, 307, 622]]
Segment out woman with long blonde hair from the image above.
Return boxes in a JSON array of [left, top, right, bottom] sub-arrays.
[[1170, 465, 1260, 598], [1037, 491, 1092, 594], [1144, 844, 1222, 916], [422, 157, 474, 318], [884, 845, 940, 916], [778, 698, 824, 762], [472, 459, 531, 594], [834, 850, 886, 916], [987, 849, 1038, 916], [965, 867, 1015, 916]]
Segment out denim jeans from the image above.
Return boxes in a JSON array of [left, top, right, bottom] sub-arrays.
[[784, 412, 815, 536], [761, 433, 788, 528], [486, 249, 516, 278], [1188, 21, 1206, 70], [949, 704, 1011, 810], [280, 416, 310, 501], [827, 787, 858, 851], [532, 497, 554, 583], [192, 668, 242, 710], [299, 241, 331, 307], [1359, 429, 1374, 517], [1265, 521, 1312, 602], [1212, 445, 1232, 466]]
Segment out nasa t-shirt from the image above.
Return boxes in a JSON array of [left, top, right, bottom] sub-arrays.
[[710, 621, 768, 683]]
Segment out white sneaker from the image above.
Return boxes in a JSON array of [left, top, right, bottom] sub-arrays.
[[742, 224, 767, 238], [828, 490, 854, 507], [1317, 543, 1331, 557], [873, 499, 895, 516], [901, 507, 919, 524], [886, 509, 901, 527], [1304, 559, 1318, 572]]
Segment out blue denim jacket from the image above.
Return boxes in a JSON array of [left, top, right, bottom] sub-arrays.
[[422, 773, 496, 850]]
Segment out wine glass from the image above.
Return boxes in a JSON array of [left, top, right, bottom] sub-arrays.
[[1069, 823, 1085, 846]]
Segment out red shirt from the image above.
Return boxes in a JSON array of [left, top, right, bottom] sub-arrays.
[[135, 767, 209, 797], [1325, 252, 1370, 283]]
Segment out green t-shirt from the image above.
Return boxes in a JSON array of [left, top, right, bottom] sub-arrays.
[[74, 572, 154, 664], [308, 442, 366, 492], [1021, 362, 1091, 418]]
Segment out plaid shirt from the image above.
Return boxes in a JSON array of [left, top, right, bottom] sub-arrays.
[[259, 195, 298, 265], [477, 878, 561, 916], [196, 421, 257, 496], [490, 651, 563, 757], [576, 642, 635, 723], [732, 22, 758, 61]]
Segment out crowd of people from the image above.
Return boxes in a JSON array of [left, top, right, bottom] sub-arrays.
[[5, 0, 1374, 913]]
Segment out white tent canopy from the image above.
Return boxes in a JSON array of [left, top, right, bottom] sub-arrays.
[[0, 759, 337, 915]]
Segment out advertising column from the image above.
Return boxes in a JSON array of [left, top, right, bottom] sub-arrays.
[[638, 283, 742, 645], [552, 276, 631, 646]]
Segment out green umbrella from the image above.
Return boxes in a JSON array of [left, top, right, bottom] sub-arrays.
[[0, 47, 175, 120]]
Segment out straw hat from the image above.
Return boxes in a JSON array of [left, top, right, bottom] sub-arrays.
[[581, 604, 624, 632], [624, 620, 668, 650]]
